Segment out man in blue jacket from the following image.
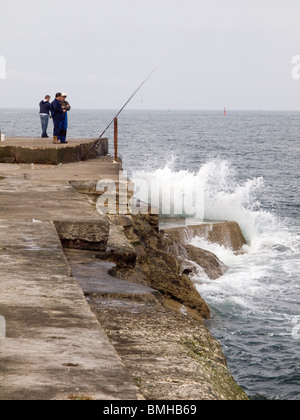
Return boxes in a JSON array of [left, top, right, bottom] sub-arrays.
[[51, 92, 65, 144], [39, 95, 51, 138]]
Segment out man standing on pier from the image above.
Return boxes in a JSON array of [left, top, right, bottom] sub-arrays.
[[59, 93, 71, 143], [51, 93, 65, 144], [39, 95, 51, 138]]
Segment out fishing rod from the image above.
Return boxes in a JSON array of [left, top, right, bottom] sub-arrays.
[[82, 67, 158, 161]]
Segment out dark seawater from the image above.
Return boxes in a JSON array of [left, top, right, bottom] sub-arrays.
[[1, 108, 299, 400]]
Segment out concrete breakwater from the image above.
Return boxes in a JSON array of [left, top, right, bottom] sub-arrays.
[[0, 137, 108, 164], [0, 138, 248, 400], [163, 222, 247, 254]]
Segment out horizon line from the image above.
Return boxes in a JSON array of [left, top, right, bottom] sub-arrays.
[[1, 107, 300, 112]]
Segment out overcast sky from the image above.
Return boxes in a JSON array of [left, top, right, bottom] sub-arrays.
[[0, 0, 300, 110]]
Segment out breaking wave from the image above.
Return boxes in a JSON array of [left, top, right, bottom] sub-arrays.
[[132, 157, 277, 244]]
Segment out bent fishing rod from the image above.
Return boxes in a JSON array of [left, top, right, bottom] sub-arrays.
[[82, 67, 158, 161]]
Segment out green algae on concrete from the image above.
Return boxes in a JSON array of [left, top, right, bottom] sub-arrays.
[[90, 295, 249, 400], [180, 338, 248, 400]]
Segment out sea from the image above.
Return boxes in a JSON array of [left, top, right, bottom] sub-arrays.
[[0, 108, 299, 400]]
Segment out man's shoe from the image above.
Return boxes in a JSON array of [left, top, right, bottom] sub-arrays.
[[53, 136, 61, 144]]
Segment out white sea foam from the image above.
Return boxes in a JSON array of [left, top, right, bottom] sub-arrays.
[[132, 157, 277, 244], [133, 158, 299, 321], [132, 159, 205, 219]]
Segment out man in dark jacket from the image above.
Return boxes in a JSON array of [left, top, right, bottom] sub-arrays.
[[58, 93, 71, 143], [51, 92, 65, 144], [39, 95, 51, 138]]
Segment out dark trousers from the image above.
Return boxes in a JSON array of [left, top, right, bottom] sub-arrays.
[[58, 112, 68, 143], [53, 118, 62, 137]]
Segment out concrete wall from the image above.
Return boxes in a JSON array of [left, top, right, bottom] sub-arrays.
[[0, 138, 108, 164]]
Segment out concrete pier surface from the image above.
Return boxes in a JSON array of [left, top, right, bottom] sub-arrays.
[[0, 158, 121, 222], [0, 222, 140, 400], [0, 145, 141, 400]]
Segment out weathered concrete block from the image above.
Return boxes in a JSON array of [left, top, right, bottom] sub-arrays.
[[15, 147, 58, 164], [0, 145, 16, 163], [54, 218, 109, 251], [0, 138, 109, 164], [105, 223, 137, 268], [57, 145, 82, 164], [80, 138, 108, 160], [164, 222, 247, 253]]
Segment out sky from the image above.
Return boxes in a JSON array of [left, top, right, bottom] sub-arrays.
[[0, 0, 300, 110]]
